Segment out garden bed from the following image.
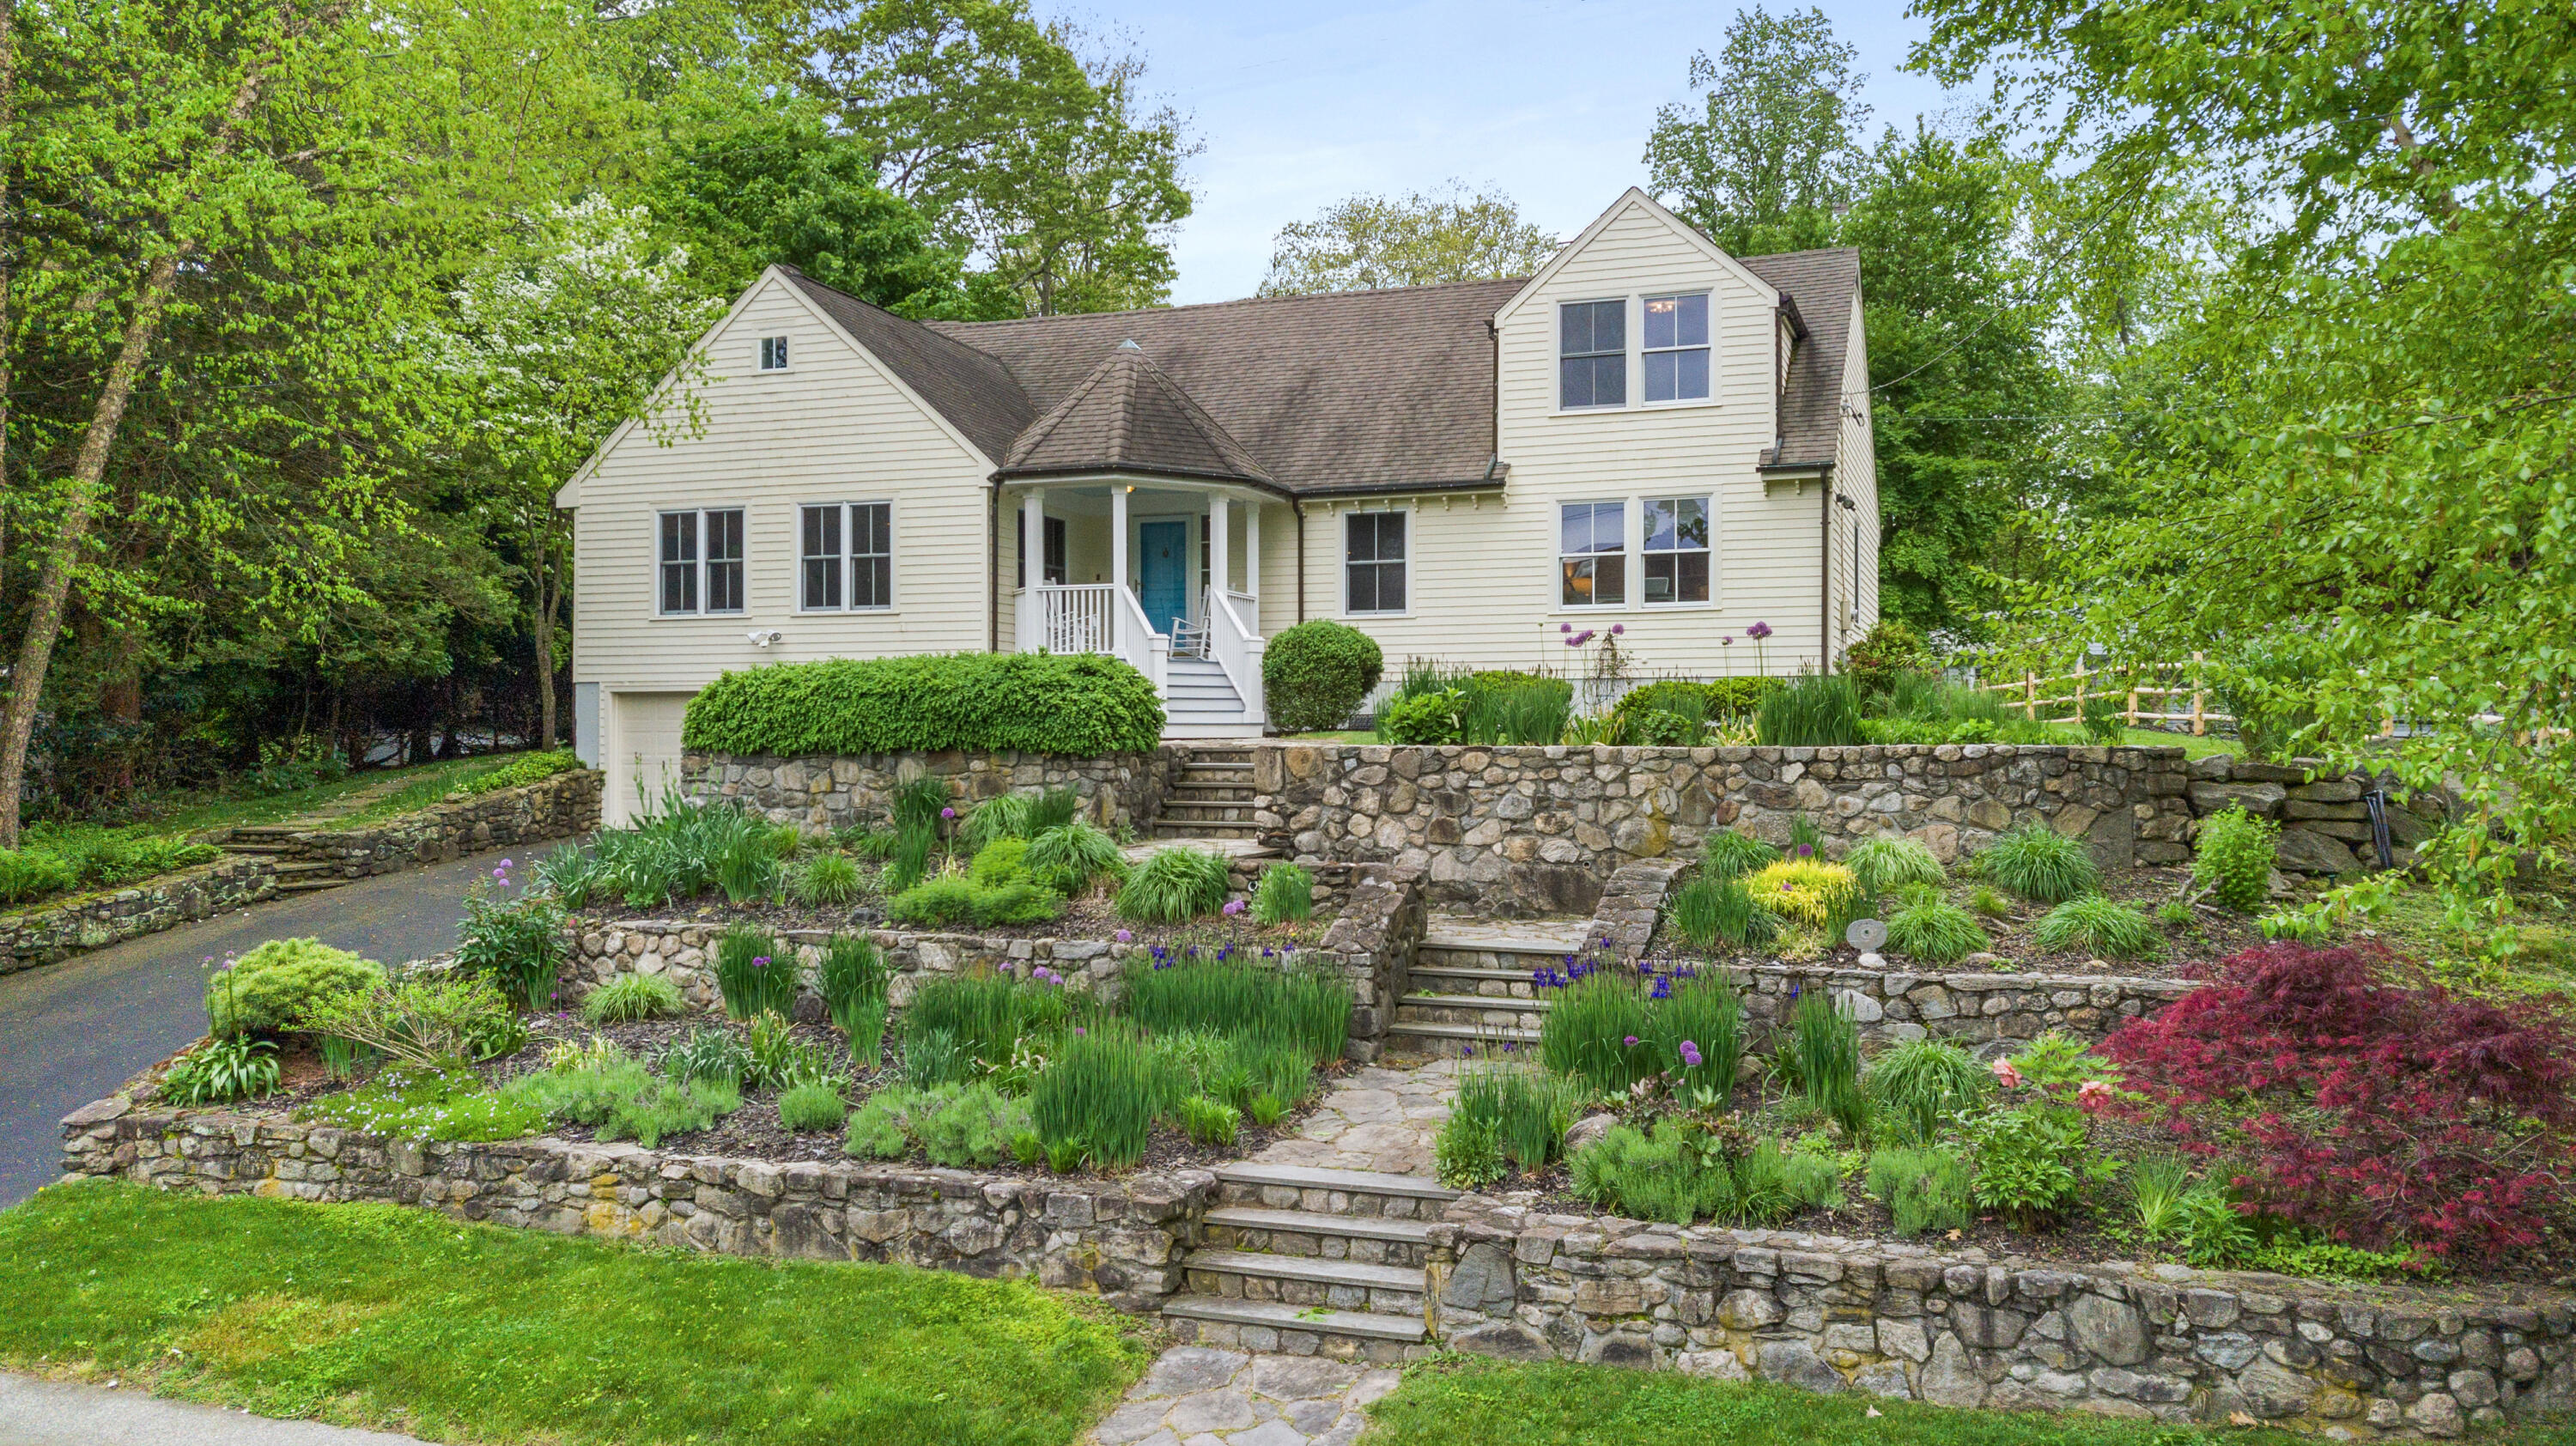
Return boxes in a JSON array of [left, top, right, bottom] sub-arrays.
[[573, 889, 1332, 955]]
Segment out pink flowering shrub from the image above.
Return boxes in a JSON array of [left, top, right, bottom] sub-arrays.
[[2102, 941, 2576, 1268]]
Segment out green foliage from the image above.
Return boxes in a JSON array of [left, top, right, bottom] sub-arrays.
[[915, 1083, 1035, 1168], [1866, 1145, 1974, 1236], [1884, 889, 1990, 963], [1968, 884, 2013, 917], [1450, 1064, 1586, 1176], [295, 975, 522, 1071], [2156, 898, 2194, 927], [1121, 955, 1352, 1066], [960, 794, 1036, 853], [818, 933, 891, 1042], [1262, 620, 1385, 733], [1643, 6, 1867, 254], [661, 1026, 753, 1091], [2193, 805, 2279, 914], [1965, 1104, 2097, 1228], [1612, 678, 1785, 739], [1780, 989, 1866, 1134], [2031, 896, 2164, 961], [884, 874, 1066, 928], [0, 827, 222, 908], [575, 795, 783, 909], [2177, 1185, 2258, 1268], [1975, 824, 2100, 904], [1844, 836, 1945, 898], [1755, 672, 1866, 747], [455, 878, 569, 1011], [790, 852, 864, 907], [968, 837, 1029, 887], [844, 1084, 950, 1160], [1376, 689, 1463, 744], [1260, 182, 1564, 295], [1865, 1040, 1991, 1144], [683, 653, 1164, 758], [777, 1082, 848, 1133], [2127, 1153, 2193, 1242], [501, 1057, 738, 1150], [1434, 1113, 1506, 1190], [902, 973, 1082, 1081], [1115, 847, 1230, 922], [1700, 829, 1782, 881], [714, 925, 797, 1020], [1251, 861, 1315, 925], [160, 1036, 281, 1106], [205, 939, 385, 1036], [314, 1067, 550, 1144], [1022, 820, 1125, 896], [1178, 1095, 1240, 1146], [1031, 1027, 1173, 1170], [0, 848, 77, 908], [580, 973, 683, 1025], [453, 750, 583, 797], [1841, 621, 1937, 701], [1571, 1123, 1843, 1226], [1538, 974, 1656, 1094], [744, 1012, 843, 1091]]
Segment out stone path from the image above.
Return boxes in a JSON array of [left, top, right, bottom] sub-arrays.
[[1085, 1347, 1399, 1446], [1249, 1059, 1458, 1177]]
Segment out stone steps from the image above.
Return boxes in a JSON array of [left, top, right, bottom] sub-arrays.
[[1380, 1018, 1542, 1055], [1148, 817, 1265, 839], [1212, 1163, 1459, 1218], [1182, 1249, 1427, 1315], [276, 878, 350, 894], [1158, 1297, 1430, 1359], [1396, 993, 1552, 1027], [1163, 1174, 1448, 1362], [1202, 1206, 1437, 1268]]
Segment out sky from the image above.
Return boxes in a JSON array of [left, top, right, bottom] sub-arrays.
[[1075, 0, 1957, 305]]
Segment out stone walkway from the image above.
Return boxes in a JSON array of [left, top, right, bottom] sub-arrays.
[[1086, 1347, 1400, 1446], [1249, 1059, 1458, 1176]]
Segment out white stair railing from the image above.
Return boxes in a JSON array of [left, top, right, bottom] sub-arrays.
[[1203, 586, 1266, 726], [1112, 582, 1169, 695]]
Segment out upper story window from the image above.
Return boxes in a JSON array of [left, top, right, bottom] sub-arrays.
[[660, 508, 744, 615], [1345, 511, 1407, 615], [1558, 301, 1625, 410], [759, 336, 790, 371], [1643, 294, 1710, 402], [804, 501, 894, 610], [1559, 501, 1625, 607], [1643, 495, 1711, 604]]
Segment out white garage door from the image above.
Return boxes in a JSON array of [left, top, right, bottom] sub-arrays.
[[610, 691, 696, 826]]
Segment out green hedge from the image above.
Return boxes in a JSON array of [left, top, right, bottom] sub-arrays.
[[683, 653, 1164, 758]]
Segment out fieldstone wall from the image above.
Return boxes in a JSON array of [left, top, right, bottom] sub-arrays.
[[58, 1100, 1204, 1310], [1431, 1197, 2576, 1439], [567, 866, 1426, 1063], [276, 769, 603, 880], [1253, 744, 2193, 917], [2185, 757, 2448, 877], [0, 856, 276, 976], [684, 750, 1174, 835]]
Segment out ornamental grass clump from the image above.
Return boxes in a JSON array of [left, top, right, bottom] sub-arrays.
[[788, 851, 862, 907], [1649, 973, 1743, 1102], [776, 1081, 847, 1133], [1538, 972, 1657, 1094], [1252, 860, 1315, 924], [1449, 1062, 1586, 1180], [1743, 859, 1864, 931], [714, 924, 798, 1020], [1755, 671, 1866, 747], [2193, 804, 2279, 913], [580, 973, 683, 1025], [1778, 988, 1866, 1135], [959, 793, 1035, 851], [1844, 835, 1945, 898], [1671, 875, 1782, 952], [1864, 1038, 1990, 1144], [1884, 887, 1990, 964], [904, 972, 1081, 1078], [1570, 1123, 1840, 1226], [660, 1025, 752, 1089], [1866, 1145, 1974, 1236], [817, 933, 890, 1060], [1116, 847, 1231, 921], [1121, 954, 1351, 1065], [1974, 824, 2100, 904], [2031, 895, 2165, 961], [1032, 1025, 1176, 1170], [1024, 819, 1125, 896], [1701, 829, 1782, 881]]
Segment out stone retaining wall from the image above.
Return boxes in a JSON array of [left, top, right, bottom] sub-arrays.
[[0, 856, 276, 976], [276, 769, 603, 879], [684, 750, 1173, 834], [2185, 756, 2448, 877], [1252, 744, 2193, 917], [568, 866, 1426, 1063], [1430, 1197, 2576, 1439], [58, 1100, 1204, 1311]]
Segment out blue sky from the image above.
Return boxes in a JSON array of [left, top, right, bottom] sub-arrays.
[[1080, 0, 1957, 304]]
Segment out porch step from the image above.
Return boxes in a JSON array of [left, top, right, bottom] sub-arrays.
[[273, 860, 343, 877]]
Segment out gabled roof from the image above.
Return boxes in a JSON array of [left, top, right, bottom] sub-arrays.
[[779, 270, 1033, 463], [1741, 246, 1862, 469], [997, 342, 1276, 489]]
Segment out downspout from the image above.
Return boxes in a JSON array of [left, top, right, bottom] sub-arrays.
[[1295, 501, 1306, 623], [987, 486, 1000, 653], [1820, 477, 1833, 673]]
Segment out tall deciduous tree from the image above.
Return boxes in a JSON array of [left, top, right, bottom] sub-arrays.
[[1257, 181, 1560, 296], [1644, 5, 1868, 256]]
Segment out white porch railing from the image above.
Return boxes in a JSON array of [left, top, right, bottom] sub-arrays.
[[1033, 582, 1115, 655], [1204, 586, 1266, 726]]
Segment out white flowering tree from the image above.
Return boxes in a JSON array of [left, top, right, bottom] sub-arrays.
[[435, 196, 726, 748]]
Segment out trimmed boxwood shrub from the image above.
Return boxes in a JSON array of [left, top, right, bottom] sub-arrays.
[[1262, 620, 1383, 733], [683, 653, 1163, 757]]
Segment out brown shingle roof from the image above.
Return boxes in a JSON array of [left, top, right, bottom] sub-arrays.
[[998, 343, 1276, 489], [781, 270, 1034, 461], [1741, 247, 1861, 469]]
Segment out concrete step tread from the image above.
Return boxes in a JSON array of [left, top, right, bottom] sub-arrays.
[[1385, 1019, 1541, 1043], [1202, 1206, 1441, 1244], [1215, 1162, 1461, 1201], [1400, 992, 1552, 1012], [276, 879, 349, 893], [1126, 837, 1276, 860], [1409, 963, 1552, 983], [1185, 1248, 1423, 1292], [1421, 914, 1595, 955], [1161, 1297, 1428, 1342]]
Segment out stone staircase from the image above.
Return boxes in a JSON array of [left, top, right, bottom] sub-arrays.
[[219, 825, 349, 894], [1162, 1162, 1458, 1364], [1151, 747, 1265, 840], [1386, 914, 1598, 1056]]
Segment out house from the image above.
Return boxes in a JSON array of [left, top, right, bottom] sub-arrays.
[[557, 188, 1879, 823]]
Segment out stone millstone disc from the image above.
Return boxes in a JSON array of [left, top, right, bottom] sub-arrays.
[[1845, 918, 1888, 951]]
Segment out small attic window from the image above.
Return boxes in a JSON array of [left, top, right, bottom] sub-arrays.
[[760, 337, 790, 371]]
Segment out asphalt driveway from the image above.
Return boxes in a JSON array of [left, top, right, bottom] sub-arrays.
[[0, 850, 509, 1208]]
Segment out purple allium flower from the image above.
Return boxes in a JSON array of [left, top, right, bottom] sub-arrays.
[[493, 867, 507, 878], [1610, 623, 1624, 635], [1115, 929, 1133, 944], [1794, 843, 1814, 859], [1747, 621, 1773, 640], [752, 955, 769, 968], [1680, 1041, 1703, 1068], [1560, 623, 1573, 634], [1623, 1035, 1639, 1047], [940, 806, 956, 819], [1223, 899, 1244, 916], [1073, 1026, 1086, 1037], [1721, 635, 1735, 647], [500, 858, 514, 869]]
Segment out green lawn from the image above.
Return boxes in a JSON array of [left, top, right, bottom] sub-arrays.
[[1358, 1357, 2560, 1446], [0, 1182, 1152, 1446], [2118, 726, 2240, 761], [154, 755, 529, 836]]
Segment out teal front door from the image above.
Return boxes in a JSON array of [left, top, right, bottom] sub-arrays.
[[1138, 519, 1188, 637]]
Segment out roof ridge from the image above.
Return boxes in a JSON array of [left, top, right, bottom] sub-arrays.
[[931, 275, 1532, 331], [1106, 348, 1140, 464], [1002, 349, 1124, 470], [1132, 353, 1270, 483]]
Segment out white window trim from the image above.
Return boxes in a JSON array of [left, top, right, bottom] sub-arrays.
[[1549, 292, 1726, 416], [654, 507, 748, 617], [1554, 497, 1632, 611], [793, 499, 899, 615], [1640, 291, 1715, 409], [1639, 492, 1716, 609], [757, 336, 795, 374], [1554, 296, 1630, 413], [1339, 504, 1414, 619]]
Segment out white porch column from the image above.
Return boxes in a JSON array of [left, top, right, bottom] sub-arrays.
[[1210, 493, 1231, 602], [1111, 485, 1131, 656], [1245, 501, 1261, 606], [1019, 487, 1045, 649]]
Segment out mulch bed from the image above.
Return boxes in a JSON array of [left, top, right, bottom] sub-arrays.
[[1652, 865, 2272, 981], [574, 888, 1331, 954]]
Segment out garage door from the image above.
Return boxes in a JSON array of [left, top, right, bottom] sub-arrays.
[[611, 691, 696, 827]]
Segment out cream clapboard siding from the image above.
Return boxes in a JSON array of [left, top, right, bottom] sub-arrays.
[[1837, 289, 1881, 646], [570, 274, 996, 694], [1287, 194, 1838, 683]]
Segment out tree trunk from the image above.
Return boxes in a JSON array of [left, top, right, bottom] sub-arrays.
[[0, 0, 15, 629], [0, 11, 298, 847], [532, 528, 558, 750]]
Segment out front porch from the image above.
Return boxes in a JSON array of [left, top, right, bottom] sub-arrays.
[[1005, 478, 1274, 738]]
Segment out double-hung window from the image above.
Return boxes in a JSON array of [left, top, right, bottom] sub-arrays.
[[799, 501, 894, 611], [1559, 501, 1626, 607], [1643, 294, 1710, 402], [1558, 301, 1625, 409], [1345, 511, 1407, 614], [660, 508, 744, 615], [1642, 495, 1711, 604]]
